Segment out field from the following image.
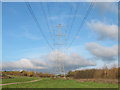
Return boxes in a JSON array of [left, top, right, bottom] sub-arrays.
[[1, 76, 118, 88], [2, 76, 40, 84]]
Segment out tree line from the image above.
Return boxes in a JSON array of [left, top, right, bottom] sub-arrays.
[[1, 66, 119, 79], [67, 66, 119, 79], [1, 70, 54, 78]]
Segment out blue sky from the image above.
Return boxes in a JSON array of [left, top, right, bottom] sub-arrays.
[[2, 2, 118, 72]]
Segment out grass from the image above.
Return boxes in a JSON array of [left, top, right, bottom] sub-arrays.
[[2, 75, 41, 84], [2, 76, 118, 88]]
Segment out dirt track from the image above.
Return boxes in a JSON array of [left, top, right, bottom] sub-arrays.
[[0, 79, 42, 86]]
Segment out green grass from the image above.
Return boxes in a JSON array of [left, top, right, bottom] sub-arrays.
[[2, 76, 118, 88], [2, 75, 40, 84]]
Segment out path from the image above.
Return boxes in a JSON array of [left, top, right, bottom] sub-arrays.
[[0, 79, 42, 86]]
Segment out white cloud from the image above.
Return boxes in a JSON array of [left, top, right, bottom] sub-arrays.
[[2, 59, 47, 70], [36, 50, 95, 72], [86, 42, 118, 61], [95, 2, 117, 14], [45, 50, 95, 66], [2, 51, 96, 72], [87, 20, 118, 40]]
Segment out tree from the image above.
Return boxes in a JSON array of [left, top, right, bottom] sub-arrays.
[[29, 71, 35, 77], [39, 72, 43, 77]]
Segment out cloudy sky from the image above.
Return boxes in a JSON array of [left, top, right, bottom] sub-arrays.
[[2, 1, 118, 73]]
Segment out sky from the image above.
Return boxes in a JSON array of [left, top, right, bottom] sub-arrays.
[[2, 2, 118, 73]]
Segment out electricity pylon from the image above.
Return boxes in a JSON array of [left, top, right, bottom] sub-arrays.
[[53, 24, 66, 78]]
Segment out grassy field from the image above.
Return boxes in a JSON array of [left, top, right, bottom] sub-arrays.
[[2, 76, 118, 88], [2, 75, 40, 84]]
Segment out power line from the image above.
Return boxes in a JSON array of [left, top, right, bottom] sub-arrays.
[[46, 2, 56, 49], [25, 2, 53, 49], [40, 2, 53, 39], [47, 2, 53, 26], [67, 3, 80, 45], [67, 2, 94, 48], [66, 3, 79, 47], [70, 3, 80, 29], [40, 3, 50, 29]]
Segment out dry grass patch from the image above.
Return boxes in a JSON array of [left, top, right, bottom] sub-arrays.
[[76, 79, 118, 84]]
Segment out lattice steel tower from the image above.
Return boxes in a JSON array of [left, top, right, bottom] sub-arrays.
[[52, 24, 67, 78]]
